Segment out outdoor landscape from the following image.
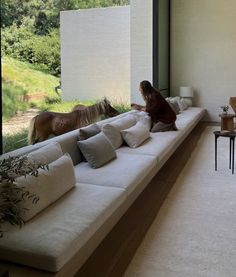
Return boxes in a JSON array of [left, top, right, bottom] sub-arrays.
[[2, 0, 129, 153]]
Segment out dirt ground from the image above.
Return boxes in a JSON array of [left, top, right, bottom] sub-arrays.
[[2, 108, 39, 135]]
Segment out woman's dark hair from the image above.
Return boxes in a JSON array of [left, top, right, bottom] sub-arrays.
[[140, 80, 153, 101]]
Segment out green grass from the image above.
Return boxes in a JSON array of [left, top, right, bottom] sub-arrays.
[[2, 56, 59, 99], [2, 56, 60, 120], [3, 129, 29, 153], [113, 103, 131, 114], [40, 100, 96, 113]]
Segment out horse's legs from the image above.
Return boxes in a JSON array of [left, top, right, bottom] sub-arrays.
[[34, 129, 51, 144]]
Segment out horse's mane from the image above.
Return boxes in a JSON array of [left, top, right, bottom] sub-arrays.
[[74, 99, 108, 128]]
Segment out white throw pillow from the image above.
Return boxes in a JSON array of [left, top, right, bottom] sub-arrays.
[[121, 122, 150, 148], [166, 96, 188, 111], [132, 111, 152, 131], [166, 98, 181, 115], [16, 153, 76, 221], [179, 98, 189, 110], [27, 142, 63, 164], [102, 114, 136, 149]]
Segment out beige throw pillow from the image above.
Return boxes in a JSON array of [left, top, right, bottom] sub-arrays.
[[16, 153, 76, 221], [121, 122, 150, 148], [27, 142, 63, 164], [102, 115, 136, 149]]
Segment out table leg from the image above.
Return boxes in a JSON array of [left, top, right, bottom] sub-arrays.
[[230, 137, 232, 169], [215, 135, 218, 171], [232, 138, 235, 174]]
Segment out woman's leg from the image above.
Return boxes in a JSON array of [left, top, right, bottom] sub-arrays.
[[151, 122, 177, 132]]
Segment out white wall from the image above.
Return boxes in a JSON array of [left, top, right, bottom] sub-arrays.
[[130, 0, 153, 104], [171, 0, 236, 121], [60, 6, 130, 104]]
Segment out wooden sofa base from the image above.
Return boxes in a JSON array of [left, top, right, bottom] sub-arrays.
[[76, 122, 207, 277]]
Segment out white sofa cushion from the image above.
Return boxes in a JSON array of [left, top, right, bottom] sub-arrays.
[[16, 153, 76, 221], [27, 142, 63, 164], [121, 122, 150, 148], [0, 183, 126, 272], [176, 107, 205, 131], [78, 133, 117, 168], [74, 152, 157, 196], [102, 115, 136, 149], [117, 131, 179, 162]]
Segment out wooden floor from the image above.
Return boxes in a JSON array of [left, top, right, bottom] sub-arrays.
[[76, 122, 207, 277]]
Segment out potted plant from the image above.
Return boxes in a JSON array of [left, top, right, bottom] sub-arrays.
[[0, 156, 48, 237], [220, 105, 229, 114]]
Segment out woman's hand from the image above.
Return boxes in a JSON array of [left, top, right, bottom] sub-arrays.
[[131, 103, 146, 111]]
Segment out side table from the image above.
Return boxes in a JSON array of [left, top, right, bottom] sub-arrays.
[[214, 131, 236, 174]]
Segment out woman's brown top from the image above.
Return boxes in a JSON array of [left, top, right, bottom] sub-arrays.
[[145, 91, 176, 124]]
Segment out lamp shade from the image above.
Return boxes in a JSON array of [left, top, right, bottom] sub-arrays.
[[180, 86, 194, 98]]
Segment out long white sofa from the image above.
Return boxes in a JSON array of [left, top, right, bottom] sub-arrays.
[[0, 107, 205, 276]]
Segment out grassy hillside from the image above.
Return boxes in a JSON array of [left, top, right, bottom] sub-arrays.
[[2, 56, 59, 98], [2, 56, 60, 120]]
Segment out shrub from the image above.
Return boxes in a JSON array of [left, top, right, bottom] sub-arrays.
[[1, 23, 60, 76], [2, 81, 29, 121]]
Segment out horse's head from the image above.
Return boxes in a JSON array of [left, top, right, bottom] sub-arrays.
[[102, 98, 119, 117]]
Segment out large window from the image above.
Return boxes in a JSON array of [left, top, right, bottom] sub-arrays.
[[153, 0, 170, 97]]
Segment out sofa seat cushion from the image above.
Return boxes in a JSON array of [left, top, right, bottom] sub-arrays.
[[176, 107, 205, 131], [0, 183, 126, 272], [117, 131, 179, 162], [74, 153, 157, 195], [117, 108, 205, 162]]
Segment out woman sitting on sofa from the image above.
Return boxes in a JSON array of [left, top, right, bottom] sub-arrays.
[[131, 80, 177, 132]]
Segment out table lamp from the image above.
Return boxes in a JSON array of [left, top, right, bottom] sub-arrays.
[[180, 86, 194, 106]]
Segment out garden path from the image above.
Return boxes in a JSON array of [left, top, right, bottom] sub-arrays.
[[2, 108, 39, 135]]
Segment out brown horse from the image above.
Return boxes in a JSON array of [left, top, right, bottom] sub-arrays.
[[28, 98, 119, 144]]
